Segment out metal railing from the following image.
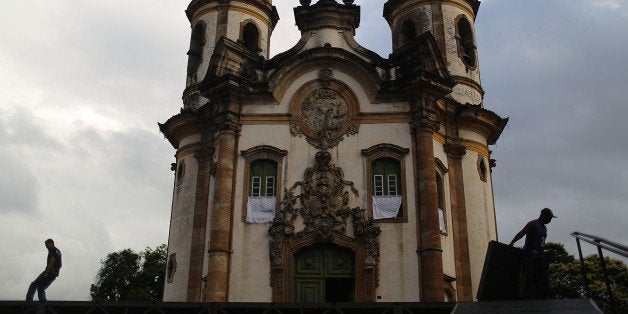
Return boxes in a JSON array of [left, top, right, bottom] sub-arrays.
[[571, 231, 628, 313]]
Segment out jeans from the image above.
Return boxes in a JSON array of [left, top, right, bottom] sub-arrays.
[[517, 256, 551, 299], [26, 273, 56, 301]]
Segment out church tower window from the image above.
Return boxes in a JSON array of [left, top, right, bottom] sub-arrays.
[[186, 22, 205, 83], [456, 16, 476, 68], [242, 22, 260, 52], [477, 155, 488, 182], [176, 161, 185, 186], [399, 20, 416, 47]]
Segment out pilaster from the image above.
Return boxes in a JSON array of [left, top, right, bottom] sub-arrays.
[[204, 111, 241, 302], [444, 141, 473, 301], [411, 95, 444, 302], [186, 144, 215, 302]]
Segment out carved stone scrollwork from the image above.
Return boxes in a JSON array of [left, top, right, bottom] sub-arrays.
[[444, 142, 467, 159], [289, 123, 303, 137], [346, 124, 360, 136], [193, 147, 214, 162], [289, 70, 360, 150], [268, 151, 380, 299], [183, 90, 208, 111], [241, 63, 258, 82], [410, 96, 440, 132], [193, 147, 217, 175], [489, 158, 497, 169], [319, 68, 333, 88], [214, 112, 242, 135]]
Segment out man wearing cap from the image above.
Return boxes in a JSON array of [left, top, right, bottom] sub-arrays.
[[26, 239, 62, 302], [509, 208, 556, 299]]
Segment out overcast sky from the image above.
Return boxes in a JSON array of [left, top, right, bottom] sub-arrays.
[[0, 0, 626, 301]]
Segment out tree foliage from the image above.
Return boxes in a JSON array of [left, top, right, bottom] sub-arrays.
[[544, 242, 627, 313], [90, 244, 167, 302]]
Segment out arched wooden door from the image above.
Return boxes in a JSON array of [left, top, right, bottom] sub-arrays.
[[294, 245, 355, 302]]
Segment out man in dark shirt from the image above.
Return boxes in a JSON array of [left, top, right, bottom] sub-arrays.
[[26, 238, 62, 301], [509, 208, 556, 299]]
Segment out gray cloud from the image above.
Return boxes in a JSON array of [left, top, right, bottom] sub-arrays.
[[478, 1, 628, 257]]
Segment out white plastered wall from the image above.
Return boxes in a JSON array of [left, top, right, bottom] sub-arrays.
[[163, 147, 200, 301], [194, 10, 219, 84], [459, 132, 497, 299]]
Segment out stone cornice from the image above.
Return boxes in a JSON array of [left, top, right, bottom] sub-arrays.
[[455, 103, 508, 145], [159, 109, 207, 149]]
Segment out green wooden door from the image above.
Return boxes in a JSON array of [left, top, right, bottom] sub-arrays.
[[294, 245, 355, 302]]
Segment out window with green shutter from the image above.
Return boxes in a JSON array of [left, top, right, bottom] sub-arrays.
[[372, 158, 401, 196], [249, 160, 277, 197]]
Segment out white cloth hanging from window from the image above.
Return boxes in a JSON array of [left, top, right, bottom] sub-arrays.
[[246, 196, 276, 223], [438, 208, 447, 233], [372, 195, 402, 219]]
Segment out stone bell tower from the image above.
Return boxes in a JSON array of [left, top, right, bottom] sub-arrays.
[[383, 0, 502, 301], [183, 0, 279, 110], [384, 0, 483, 105], [160, 0, 278, 302]]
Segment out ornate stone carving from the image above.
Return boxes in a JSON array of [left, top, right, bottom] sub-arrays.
[[296, 87, 359, 150], [241, 63, 258, 82], [444, 142, 467, 159], [193, 147, 214, 162], [289, 123, 303, 137], [319, 68, 333, 88], [183, 90, 208, 110], [410, 96, 440, 132], [290, 74, 360, 150], [268, 150, 380, 285], [214, 111, 242, 135], [301, 89, 349, 136]]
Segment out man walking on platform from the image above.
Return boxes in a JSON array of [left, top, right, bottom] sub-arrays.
[[509, 208, 556, 299], [26, 238, 62, 302]]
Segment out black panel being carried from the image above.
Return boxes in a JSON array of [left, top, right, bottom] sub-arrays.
[[477, 240, 523, 301]]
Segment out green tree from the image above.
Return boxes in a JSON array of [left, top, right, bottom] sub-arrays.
[[544, 242, 628, 313], [90, 244, 167, 302]]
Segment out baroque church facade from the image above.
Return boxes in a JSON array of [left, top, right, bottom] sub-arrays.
[[159, 0, 507, 303]]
